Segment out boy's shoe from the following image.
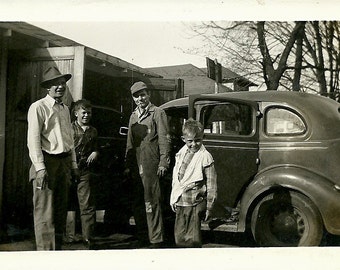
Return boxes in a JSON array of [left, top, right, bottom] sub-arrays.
[[148, 242, 165, 249], [83, 239, 92, 250]]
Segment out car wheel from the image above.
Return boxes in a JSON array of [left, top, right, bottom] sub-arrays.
[[251, 190, 323, 247]]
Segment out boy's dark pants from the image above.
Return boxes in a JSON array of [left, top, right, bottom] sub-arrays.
[[174, 200, 206, 248], [66, 172, 95, 242], [76, 172, 95, 241]]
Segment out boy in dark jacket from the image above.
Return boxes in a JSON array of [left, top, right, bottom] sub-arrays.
[[66, 99, 99, 248]]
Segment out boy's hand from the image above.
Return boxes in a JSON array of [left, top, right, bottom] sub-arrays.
[[171, 203, 177, 212], [124, 168, 130, 176], [87, 151, 99, 165], [71, 168, 80, 184], [204, 209, 212, 222]]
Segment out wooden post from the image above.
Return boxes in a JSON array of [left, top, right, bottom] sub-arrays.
[[214, 59, 219, 93], [0, 31, 9, 230], [175, 78, 184, 98], [72, 46, 85, 101]]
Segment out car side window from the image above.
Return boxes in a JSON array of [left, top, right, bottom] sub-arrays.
[[265, 107, 306, 135], [164, 107, 188, 152], [201, 102, 253, 136], [91, 107, 124, 138]]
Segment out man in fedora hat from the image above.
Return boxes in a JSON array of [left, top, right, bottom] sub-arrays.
[[125, 81, 170, 248], [27, 66, 79, 250]]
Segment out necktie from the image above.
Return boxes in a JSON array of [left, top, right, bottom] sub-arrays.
[[178, 149, 194, 181]]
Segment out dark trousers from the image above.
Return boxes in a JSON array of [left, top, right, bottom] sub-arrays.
[[66, 172, 95, 241], [31, 153, 71, 250], [174, 200, 206, 248]]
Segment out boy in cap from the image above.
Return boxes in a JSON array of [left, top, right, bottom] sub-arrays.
[[170, 119, 217, 248], [27, 66, 79, 250], [125, 81, 170, 248]]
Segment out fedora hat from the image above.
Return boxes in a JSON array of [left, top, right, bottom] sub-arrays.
[[130, 81, 148, 95], [40, 66, 72, 88]]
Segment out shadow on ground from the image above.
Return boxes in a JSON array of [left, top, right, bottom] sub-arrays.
[[1, 223, 339, 251]]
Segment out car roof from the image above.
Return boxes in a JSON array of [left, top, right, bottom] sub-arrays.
[[161, 91, 338, 108], [160, 91, 340, 140]]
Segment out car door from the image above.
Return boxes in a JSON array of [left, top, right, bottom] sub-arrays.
[[89, 106, 128, 208], [189, 95, 260, 213]]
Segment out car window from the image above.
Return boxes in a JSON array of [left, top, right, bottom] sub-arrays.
[[164, 106, 188, 159], [200, 102, 253, 136], [165, 107, 188, 139], [91, 107, 125, 138], [265, 107, 306, 135]]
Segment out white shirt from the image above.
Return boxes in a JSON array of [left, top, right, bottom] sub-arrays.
[[27, 94, 77, 171], [170, 144, 214, 205]]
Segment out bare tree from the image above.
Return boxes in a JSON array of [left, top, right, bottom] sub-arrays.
[[256, 21, 306, 90], [187, 21, 340, 98]]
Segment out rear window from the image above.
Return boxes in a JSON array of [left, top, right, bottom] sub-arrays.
[[265, 107, 306, 136]]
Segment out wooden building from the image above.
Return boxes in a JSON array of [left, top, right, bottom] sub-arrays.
[[0, 22, 183, 231]]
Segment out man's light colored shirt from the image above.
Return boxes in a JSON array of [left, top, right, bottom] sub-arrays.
[[27, 94, 77, 171]]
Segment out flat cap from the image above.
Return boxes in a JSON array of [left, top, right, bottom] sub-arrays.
[[130, 81, 148, 95]]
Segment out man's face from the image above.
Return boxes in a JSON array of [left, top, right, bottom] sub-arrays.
[[47, 77, 67, 101], [75, 107, 92, 126], [132, 89, 150, 109], [182, 132, 204, 153]]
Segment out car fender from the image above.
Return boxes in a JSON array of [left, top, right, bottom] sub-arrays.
[[237, 165, 340, 235]]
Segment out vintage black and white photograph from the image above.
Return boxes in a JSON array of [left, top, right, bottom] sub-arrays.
[[1, 0, 340, 269]]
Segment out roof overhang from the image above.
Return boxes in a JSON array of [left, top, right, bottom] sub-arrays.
[[0, 22, 161, 78]]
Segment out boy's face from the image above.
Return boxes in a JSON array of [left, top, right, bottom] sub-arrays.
[[75, 107, 92, 126], [182, 132, 203, 153]]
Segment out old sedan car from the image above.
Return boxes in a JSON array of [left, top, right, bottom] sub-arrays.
[[160, 91, 340, 247]]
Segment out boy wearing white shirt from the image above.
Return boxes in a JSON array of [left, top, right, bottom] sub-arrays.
[[170, 119, 217, 248]]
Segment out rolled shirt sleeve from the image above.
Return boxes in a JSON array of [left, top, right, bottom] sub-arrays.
[[27, 103, 45, 171]]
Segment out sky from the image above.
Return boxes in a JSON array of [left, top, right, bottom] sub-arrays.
[[30, 21, 207, 68], [3, 1, 340, 70]]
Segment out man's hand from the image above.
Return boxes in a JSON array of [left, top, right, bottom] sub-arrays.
[[71, 168, 80, 184], [86, 151, 99, 165], [157, 166, 167, 177], [35, 169, 48, 190]]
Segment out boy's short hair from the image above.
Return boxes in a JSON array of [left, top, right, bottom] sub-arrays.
[[182, 118, 204, 136], [73, 99, 92, 111]]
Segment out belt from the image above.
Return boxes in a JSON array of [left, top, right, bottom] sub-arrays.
[[43, 151, 71, 158]]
